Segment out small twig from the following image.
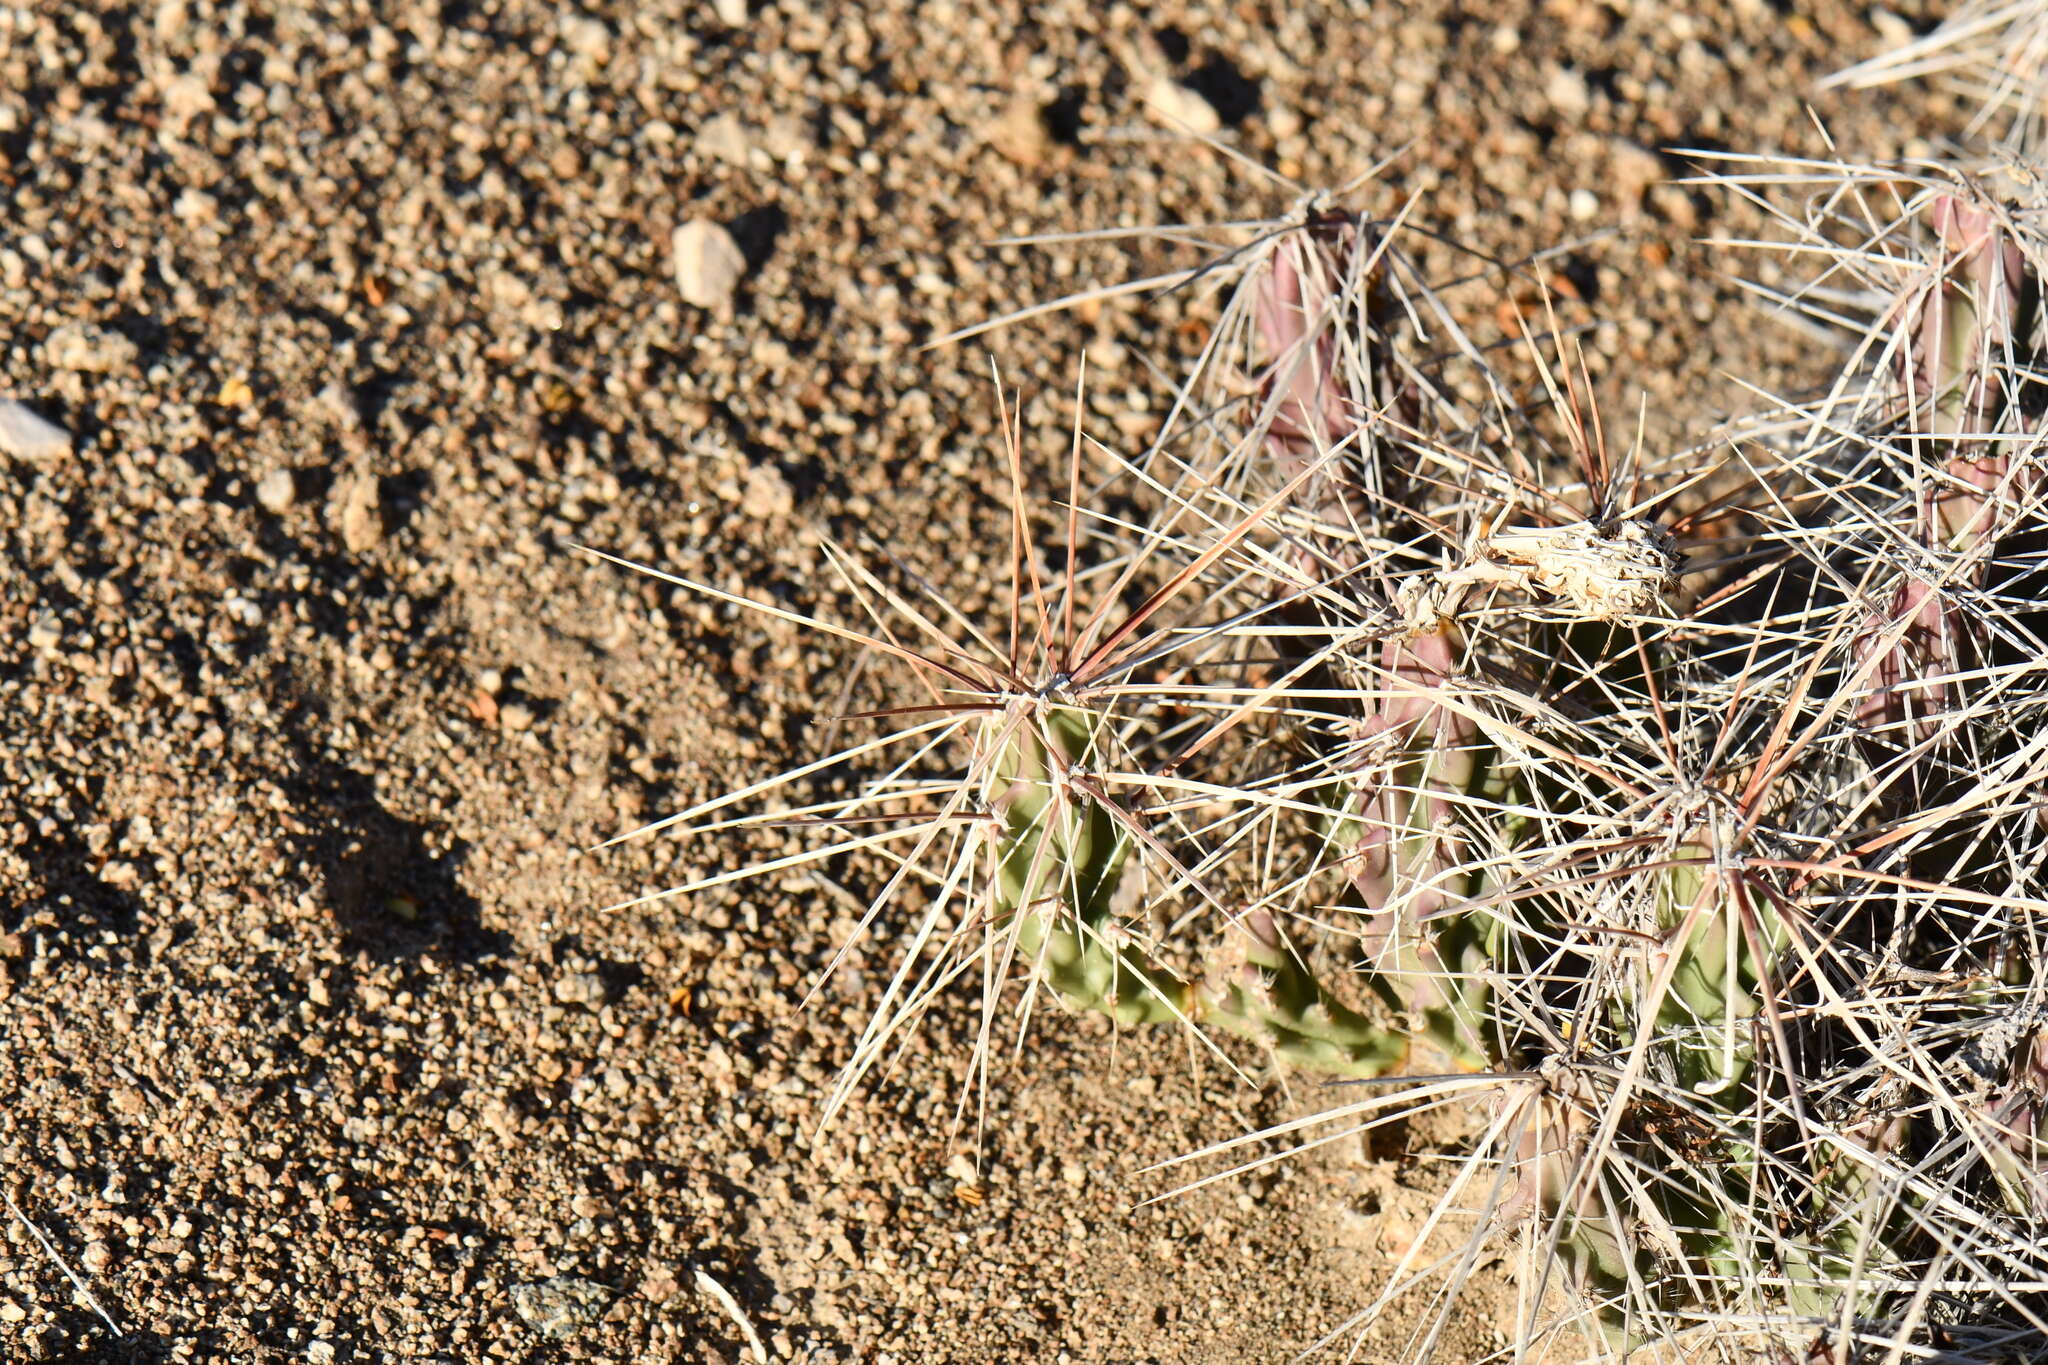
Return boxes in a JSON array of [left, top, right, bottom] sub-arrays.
[[694, 1269, 770, 1363], [4, 1188, 123, 1337]]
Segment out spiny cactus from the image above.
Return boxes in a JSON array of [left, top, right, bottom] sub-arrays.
[[592, 148, 2048, 1361], [1848, 190, 2038, 739], [988, 692, 1404, 1072]]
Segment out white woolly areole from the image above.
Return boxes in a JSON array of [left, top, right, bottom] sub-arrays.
[[1401, 518, 1680, 630], [1471, 519, 1680, 620]]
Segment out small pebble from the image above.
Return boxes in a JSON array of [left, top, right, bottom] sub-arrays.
[[740, 462, 794, 519], [559, 14, 610, 61], [711, 0, 748, 27], [1605, 138, 1666, 206], [256, 468, 297, 512], [554, 970, 606, 1006], [317, 381, 360, 429], [510, 1275, 613, 1341], [0, 400, 72, 461], [697, 111, 751, 167], [27, 614, 61, 651], [1546, 65, 1591, 120], [499, 700, 535, 732], [1870, 7, 1915, 44], [985, 93, 1050, 168], [43, 321, 138, 373], [334, 474, 385, 553], [160, 72, 214, 128], [1142, 75, 1221, 135], [760, 114, 810, 163], [223, 595, 263, 628], [1569, 188, 1600, 221], [672, 219, 747, 309], [174, 189, 218, 225]]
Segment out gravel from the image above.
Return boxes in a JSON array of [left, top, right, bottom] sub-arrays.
[[0, 0, 1966, 1361], [42, 323, 138, 374], [509, 1275, 614, 1341]]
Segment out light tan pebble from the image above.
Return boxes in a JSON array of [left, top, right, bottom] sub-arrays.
[[740, 462, 794, 519], [256, 468, 297, 512], [672, 219, 747, 309], [160, 71, 214, 129], [1604, 137, 1666, 205], [1143, 75, 1221, 135], [334, 474, 386, 553], [697, 111, 751, 167], [985, 93, 1050, 168], [1546, 65, 1591, 119], [0, 400, 70, 461]]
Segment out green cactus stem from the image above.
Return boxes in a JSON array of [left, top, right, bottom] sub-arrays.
[[1333, 618, 1516, 1074], [988, 701, 1406, 1074]]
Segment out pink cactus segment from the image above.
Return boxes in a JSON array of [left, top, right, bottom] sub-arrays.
[[1921, 194, 2024, 410], [1252, 229, 1353, 475], [1493, 1068, 1603, 1230], [1348, 624, 1473, 916], [1859, 577, 1961, 729], [1249, 224, 1390, 582], [1915, 194, 2022, 546], [1349, 622, 1483, 1045], [1855, 192, 2034, 732]]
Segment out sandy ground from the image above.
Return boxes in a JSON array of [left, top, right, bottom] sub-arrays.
[[0, 0, 1969, 1361]]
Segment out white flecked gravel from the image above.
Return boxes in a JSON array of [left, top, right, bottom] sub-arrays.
[[0, 0, 1979, 1361]]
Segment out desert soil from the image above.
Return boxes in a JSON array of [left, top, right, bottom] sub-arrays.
[[0, 0, 1974, 1361]]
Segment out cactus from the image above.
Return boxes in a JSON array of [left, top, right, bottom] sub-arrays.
[[1851, 191, 2037, 740], [988, 695, 1406, 1072], [591, 156, 2048, 1360]]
